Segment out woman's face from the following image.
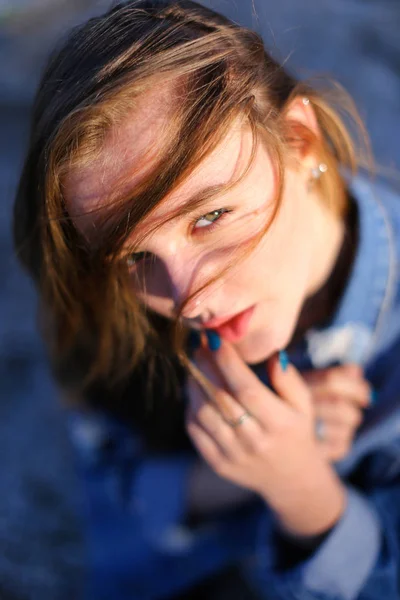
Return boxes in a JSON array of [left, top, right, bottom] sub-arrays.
[[66, 93, 340, 364]]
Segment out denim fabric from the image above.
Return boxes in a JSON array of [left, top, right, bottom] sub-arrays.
[[71, 175, 400, 599]]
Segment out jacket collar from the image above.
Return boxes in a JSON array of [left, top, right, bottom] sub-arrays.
[[304, 175, 395, 368]]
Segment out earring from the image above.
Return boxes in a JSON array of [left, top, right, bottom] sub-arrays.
[[302, 97, 310, 106], [310, 162, 328, 180], [308, 162, 328, 191]]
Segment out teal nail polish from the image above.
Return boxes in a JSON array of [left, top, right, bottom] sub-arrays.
[[206, 329, 221, 351], [279, 350, 289, 372], [369, 388, 378, 406], [188, 330, 201, 351]]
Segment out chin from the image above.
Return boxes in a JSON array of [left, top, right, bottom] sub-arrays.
[[235, 321, 294, 365]]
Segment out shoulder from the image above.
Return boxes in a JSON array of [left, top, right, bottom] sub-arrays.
[[350, 173, 400, 286], [352, 174, 400, 364], [363, 175, 400, 255]]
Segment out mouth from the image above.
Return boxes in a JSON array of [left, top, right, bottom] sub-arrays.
[[202, 305, 256, 343]]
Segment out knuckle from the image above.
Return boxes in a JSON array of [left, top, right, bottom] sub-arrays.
[[241, 389, 260, 407], [248, 433, 268, 454], [213, 388, 229, 403], [212, 388, 233, 413]]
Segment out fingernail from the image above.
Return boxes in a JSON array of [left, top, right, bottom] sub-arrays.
[[279, 350, 289, 372], [206, 329, 221, 351], [188, 330, 201, 351], [369, 388, 378, 406]]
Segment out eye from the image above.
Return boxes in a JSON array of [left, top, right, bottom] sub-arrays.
[[126, 208, 231, 268], [126, 251, 151, 269], [194, 208, 229, 229]]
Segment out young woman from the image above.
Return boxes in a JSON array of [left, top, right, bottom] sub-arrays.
[[13, 1, 400, 599]]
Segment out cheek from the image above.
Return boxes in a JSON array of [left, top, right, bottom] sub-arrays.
[[131, 262, 175, 317], [138, 291, 174, 318], [131, 259, 172, 298], [263, 180, 311, 281]]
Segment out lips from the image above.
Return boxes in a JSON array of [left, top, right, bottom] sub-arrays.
[[202, 310, 245, 329], [202, 305, 255, 343]]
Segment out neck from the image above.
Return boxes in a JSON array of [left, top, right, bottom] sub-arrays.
[[290, 189, 357, 344], [308, 191, 346, 298]]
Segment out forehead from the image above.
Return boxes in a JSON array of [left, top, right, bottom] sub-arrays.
[[64, 89, 247, 237], [64, 84, 174, 225]]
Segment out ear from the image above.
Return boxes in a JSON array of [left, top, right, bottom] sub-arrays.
[[283, 96, 321, 167]]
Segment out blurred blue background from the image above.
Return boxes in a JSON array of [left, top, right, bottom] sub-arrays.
[[0, 1, 399, 598]]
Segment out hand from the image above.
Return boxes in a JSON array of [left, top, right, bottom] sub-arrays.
[[186, 337, 346, 537], [303, 364, 372, 463]]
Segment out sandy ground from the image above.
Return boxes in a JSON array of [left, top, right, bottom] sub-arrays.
[[0, 1, 399, 597]]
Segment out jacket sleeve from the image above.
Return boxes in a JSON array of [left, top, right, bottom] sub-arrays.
[[69, 410, 253, 600], [243, 482, 400, 600]]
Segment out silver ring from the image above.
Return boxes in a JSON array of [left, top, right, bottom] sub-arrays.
[[315, 418, 326, 441], [226, 411, 252, 429]]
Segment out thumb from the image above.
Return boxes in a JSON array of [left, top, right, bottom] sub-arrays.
[[267, 351, 313, 416]]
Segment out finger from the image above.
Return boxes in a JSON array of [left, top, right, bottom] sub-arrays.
[[198, 336, 285, 427], [317, 421, 356, 443], [193, 349, 250, 422], [314, 399, 363, 429], [316, 422, 354, 462], [187, 376, 261, 456], [303, 363, 363, 384], [313, 381, 370, 408], [186, 419, 226, 472], [187, 377, 241, 460], [267, 352, 313, 416], [319, 436, 353, 463], [341, 363, 364, 379], [303, 366, 371, 408]]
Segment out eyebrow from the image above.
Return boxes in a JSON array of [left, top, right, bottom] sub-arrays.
[[117, 182, 232, 257], [169, 183, 231, 217], [151, 129, 247, 224], [118, 130, 249, 252]]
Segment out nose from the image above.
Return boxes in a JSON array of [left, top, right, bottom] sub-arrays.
[[165, 255, 202, 317], [153, 246, 213, 319]]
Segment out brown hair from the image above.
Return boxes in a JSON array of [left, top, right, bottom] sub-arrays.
[[13, 0, 371, 399]]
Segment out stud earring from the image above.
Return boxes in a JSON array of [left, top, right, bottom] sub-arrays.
[[310, 162, 328, 180], [307, 162, 328, 191], [302, 97, 310, 106]]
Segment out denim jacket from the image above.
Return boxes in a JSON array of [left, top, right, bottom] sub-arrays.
[[70, 174, 400, 600]]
